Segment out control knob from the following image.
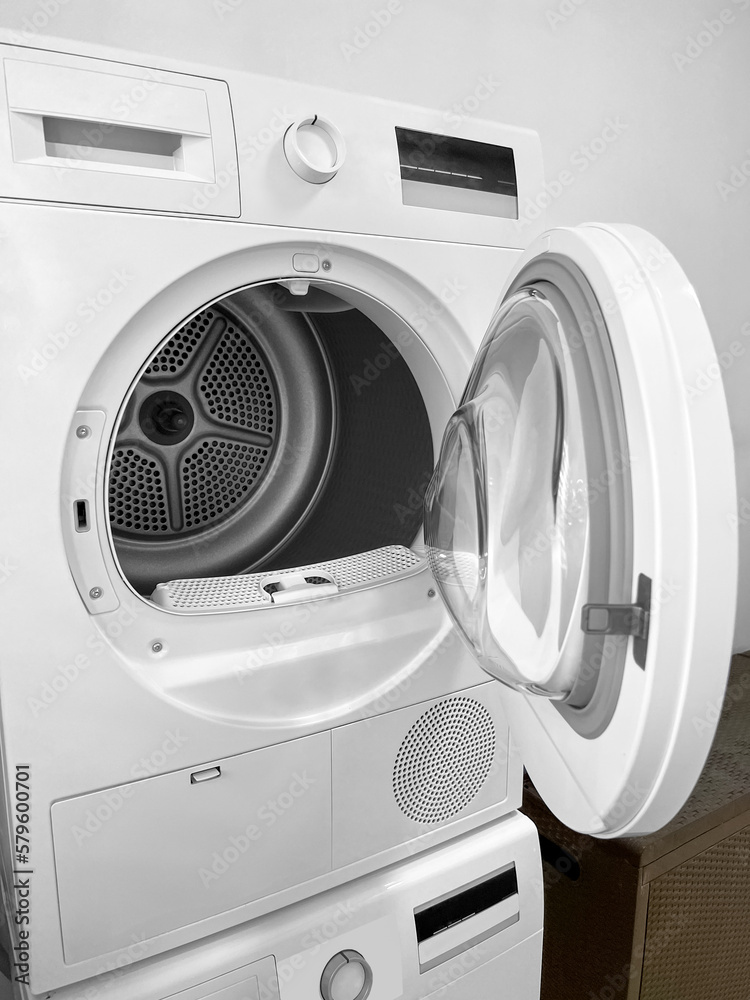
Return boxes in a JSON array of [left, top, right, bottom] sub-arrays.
[[283, 115, 346, 183], [319, 949, 372, 1000]]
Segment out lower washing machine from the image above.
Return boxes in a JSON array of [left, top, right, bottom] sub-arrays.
[[0, 32, 739, 1000]]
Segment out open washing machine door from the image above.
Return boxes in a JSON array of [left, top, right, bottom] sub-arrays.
[[425, 223, 738, 838]]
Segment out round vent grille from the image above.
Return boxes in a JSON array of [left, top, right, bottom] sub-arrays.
[[109, 304, 277, 541], [393, 697, 496, 825]]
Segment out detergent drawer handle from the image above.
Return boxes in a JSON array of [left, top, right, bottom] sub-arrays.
[[190, 766, 221, 785]]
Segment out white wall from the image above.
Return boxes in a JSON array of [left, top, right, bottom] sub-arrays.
[[6, 0, 750, 642]]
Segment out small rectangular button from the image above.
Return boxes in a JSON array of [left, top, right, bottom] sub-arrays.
[[292, 253, 320, 273]]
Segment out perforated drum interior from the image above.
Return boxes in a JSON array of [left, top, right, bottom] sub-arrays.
[[109, 283, 435, 594], [110, 306, 277, 538]]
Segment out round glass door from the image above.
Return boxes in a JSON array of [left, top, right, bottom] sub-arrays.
[[424, 225, 737, 838], [426, 278, 633, 706]]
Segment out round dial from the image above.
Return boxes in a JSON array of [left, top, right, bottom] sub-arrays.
[[320, 950, 372, 1000], [283, 116, 346, 184]]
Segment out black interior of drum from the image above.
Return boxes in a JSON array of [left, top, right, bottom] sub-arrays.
[[258, 308, 435, 571], [110, 286, 434, 593]]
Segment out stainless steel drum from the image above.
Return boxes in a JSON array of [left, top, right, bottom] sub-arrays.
[[109, 285, 434, 593]]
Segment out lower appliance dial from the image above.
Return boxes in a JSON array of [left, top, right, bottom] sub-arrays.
[[320, 949, 373, 1000]]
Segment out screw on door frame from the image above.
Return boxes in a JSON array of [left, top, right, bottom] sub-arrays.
[[89, 587, 103, 600], [76, 425, 91, 439], [151, 641, 164, 654]]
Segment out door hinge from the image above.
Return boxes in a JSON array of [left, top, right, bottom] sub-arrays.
[[581, 574, 651, 668]]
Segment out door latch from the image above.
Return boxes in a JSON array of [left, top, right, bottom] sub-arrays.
[[581, 574, 651, 668]]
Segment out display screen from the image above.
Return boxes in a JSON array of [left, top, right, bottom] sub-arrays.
[[395, 127, 517, 219]]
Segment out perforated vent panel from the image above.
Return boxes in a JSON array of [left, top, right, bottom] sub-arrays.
[[151, 545, 424, 612], [200, 325, 275, 433], [393, 697, 496, 824], [109, 448, 169, 533], [109, 304, 277, 541], [181, 440, 270, 529], [144, 311, 211, 377]]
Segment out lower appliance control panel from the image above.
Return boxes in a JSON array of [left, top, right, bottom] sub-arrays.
[[50, 812, 542, 1000]]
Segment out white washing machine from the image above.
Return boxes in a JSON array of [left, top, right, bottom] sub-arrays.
[[0, 30, 738, 1000]]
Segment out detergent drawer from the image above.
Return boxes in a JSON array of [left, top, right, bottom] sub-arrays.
[[0, 46, 239, 216], [51, 732, 332, 964]]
